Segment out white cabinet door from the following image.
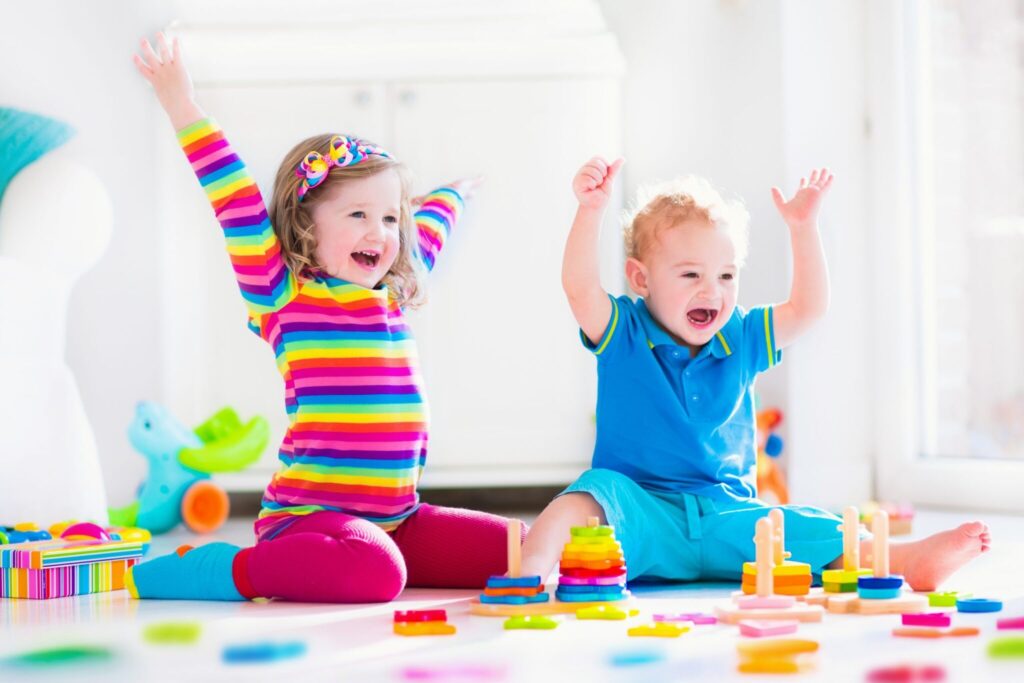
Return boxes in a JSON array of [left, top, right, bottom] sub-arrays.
[[391, 78, 623, 481], [159, 84, 389, 468]]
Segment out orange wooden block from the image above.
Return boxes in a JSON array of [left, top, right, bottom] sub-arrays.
[[742, 574, 812, 588], [892, 626, 980, 639]]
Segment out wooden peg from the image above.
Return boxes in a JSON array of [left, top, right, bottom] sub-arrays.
[[507, 519, 522, 578], [842, 506, 860, 571], [871, 510, 890, 577], [768, 508, 790, 566], [755, 516, 774, 598]]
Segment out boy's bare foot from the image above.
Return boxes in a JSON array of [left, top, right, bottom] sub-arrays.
[[888, 522, 991, 591]]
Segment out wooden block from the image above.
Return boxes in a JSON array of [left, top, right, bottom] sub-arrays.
[[469, 596, 637, 617], [715, 603, 823, 624], [826, 592, 929, 615]]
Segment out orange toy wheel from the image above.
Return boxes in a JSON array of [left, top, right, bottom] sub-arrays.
[[181, 480, 229, 534]]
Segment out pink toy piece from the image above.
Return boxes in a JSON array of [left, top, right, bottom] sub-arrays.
[[654, 612, 718, 625], [737, 595, 796, 609], [738, 619, 799, 637], [60, 522, 111, 541], [902, 612, 951, 628], [559, 575, 625, 586], [997, 616, 1024, 630]]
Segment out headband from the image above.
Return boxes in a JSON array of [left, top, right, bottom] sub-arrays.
[[295, 135, 393, 200]]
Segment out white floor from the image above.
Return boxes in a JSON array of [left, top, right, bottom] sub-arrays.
[[2, 508, 1022, 682]]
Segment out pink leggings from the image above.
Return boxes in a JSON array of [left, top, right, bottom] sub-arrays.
[[232, 504, 523, 603]]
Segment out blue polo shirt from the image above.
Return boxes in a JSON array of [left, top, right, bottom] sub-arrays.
[[583, 295, 782, 503]]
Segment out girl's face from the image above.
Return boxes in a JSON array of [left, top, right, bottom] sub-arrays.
[[309, 168, 402, 288], [625, 218, 739, 356]]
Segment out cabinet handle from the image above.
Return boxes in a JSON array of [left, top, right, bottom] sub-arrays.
[[398, 90, 417, 106], [353, 90, 372, 107]]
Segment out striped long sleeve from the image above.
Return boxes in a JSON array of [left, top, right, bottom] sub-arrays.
[[175, 121, 468, 538], [177, 119, 298, 330], [413, 187, 463, 273]]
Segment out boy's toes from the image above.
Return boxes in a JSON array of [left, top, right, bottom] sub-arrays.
[[958, 521, 987, 539]]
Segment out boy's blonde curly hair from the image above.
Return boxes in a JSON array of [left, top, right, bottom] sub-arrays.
[[624, 175, 750, 266], [268, 133, 424, 308]]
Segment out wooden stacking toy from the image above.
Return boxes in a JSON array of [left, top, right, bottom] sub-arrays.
[[715, 514, 823, 624], [393, 609, 456, 636], [470, 517, 634, 616], [554, 516, 629, 603], [826, 510, 927, 615], [479, 520, 549, 604], [0, 532, 145, 599], [819, 506, 872, 594], [740, 509, 812, 596]]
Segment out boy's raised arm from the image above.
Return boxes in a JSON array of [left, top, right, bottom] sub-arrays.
[[564, 157, 623, 346], [770, 168, 834, 349]]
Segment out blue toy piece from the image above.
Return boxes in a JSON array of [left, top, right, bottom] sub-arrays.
[[108, 402, 269, 535], [479, 592, 550, 605], [857, 587, 903, 600], [222, 640, 307, 664], [857, 575, 904, 590], [484, 575, 543, 589], [555, 591, 626, 602], [0, 528, 52, 544], [956, 598, 1003, 613]]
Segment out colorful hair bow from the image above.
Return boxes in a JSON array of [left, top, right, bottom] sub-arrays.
[[295, 135, 392, 200]]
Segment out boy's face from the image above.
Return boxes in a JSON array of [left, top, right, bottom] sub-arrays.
[[310, 168, 402, 289], [625, 218, 739, 355]]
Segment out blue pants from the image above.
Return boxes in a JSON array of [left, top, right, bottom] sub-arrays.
[[562, 468, 846, 582]]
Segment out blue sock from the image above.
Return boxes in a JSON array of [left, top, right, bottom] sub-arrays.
[[128, 542, 245, 601]]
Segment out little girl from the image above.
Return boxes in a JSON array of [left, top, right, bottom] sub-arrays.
[[128, 33, 517, 603]]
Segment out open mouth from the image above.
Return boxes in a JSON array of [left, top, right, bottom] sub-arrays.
[[686, 307, 719, 330], [351, 250, 381, 271]]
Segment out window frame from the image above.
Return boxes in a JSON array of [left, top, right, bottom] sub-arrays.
[[868, 0, 1024, 512]]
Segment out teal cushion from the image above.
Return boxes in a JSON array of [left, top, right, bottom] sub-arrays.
[[0, 107, 75, 206]]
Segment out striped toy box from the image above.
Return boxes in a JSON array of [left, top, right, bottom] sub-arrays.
[[0, 537, 145, 599]]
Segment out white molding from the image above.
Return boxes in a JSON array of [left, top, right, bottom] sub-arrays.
[[168, 0, 624, 83]]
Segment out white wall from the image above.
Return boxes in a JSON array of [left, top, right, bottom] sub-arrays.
[[1, 1, 176, 506], [1, 0, 873, 508], [598, 0, 872, 507]]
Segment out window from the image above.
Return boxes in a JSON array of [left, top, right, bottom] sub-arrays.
[[870, 0, 1024, 510], [913, 0, 1024, 461]]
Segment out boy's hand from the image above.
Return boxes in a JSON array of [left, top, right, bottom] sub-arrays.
[[573, 157, 624, 210], [133, 32, 201, 129], [771, 168, 834, 229]]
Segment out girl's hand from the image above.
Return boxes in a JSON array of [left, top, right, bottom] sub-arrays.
[[770, 168, 834, 229], [411, 176, 484, 208], [132, 32, 202, 129], [573, 156, 623, 210]]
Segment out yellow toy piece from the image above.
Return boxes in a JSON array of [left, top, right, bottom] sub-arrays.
[[393, 621, 456, 636], [627, 622, 689, 638], [821, 568, 871, 584], [738, 638, 819, 659], [576, 605, 630, 621], [503, 615, 559, 630], [737, 637, 818, 674], [742, 561, 810, 577]]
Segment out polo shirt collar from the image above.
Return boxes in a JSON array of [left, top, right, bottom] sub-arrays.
[[636, 297, 736, 359]]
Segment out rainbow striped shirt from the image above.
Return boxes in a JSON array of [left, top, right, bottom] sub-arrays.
[[177, 119, 462, 537]]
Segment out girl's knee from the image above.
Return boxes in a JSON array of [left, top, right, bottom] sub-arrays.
[[346, 536, 407, 601]]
